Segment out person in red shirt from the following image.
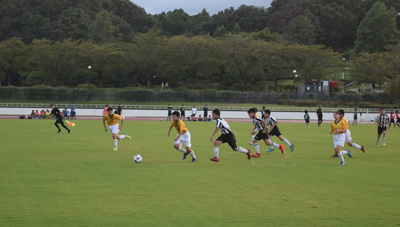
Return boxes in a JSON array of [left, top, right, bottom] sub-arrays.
[[396, 110, 400, 128], [390, 111, 396, 128]]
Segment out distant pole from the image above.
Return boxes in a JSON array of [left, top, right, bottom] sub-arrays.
[[88, 66, 91, 85], [293, 70, 297, 90], [153, 75, 156, 88]]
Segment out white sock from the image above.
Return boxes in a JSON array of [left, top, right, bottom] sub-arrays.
[[352, 143, 362, 149], [283, 138, 291, 146], [269, 139, 274, 149], [254, 143, 260, 154], [341, 150, 349, 155], [189, 151, 196, 159], [251, 135, 255, 141], [113, 139, 117, 149], [236, 147, 248, 153], [271, 142, 280, 148], [377, 136, 380, 144], [214, 145, 219, 158], [383, 135, 386, 143], [178, 148, 187, 153], [120, 134, 126, 139], [338, 152, 344, 163]]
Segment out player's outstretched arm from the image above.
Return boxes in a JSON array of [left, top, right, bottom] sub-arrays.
[[210, 127, 219, 142], [262, 120, 267, 133], [251, 126, 256, 135], [103, 120, 107, 132], [119, 118, 124, 131], [175, 131, 183, 142], [167, 126, 173, 137]]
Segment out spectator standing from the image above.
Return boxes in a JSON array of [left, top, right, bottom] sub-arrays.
[[70, 108, 76, 120], [31, 110, 35, 119], [203, 104, 209, 118], [191, 105, 197, 117], [117, 104, 122, 115], [70, 103, 76, 112], [165, 82, 169, 89], [316, 105, 323, 127], [103, 104, 109, 116], [167, 104, 173, 121], [180, 104, 186, 121]]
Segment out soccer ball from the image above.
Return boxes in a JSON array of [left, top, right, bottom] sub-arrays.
[[133, 154, 142, 163]]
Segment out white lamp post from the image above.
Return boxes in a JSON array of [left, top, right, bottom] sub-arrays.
[[88, 66, 91, 85]]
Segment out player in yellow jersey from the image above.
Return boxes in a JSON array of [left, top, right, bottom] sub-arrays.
[[102, 107, 131, 151], [330, 109, 365, 157], [167, 111, 197, 162], [330, 111, 352, 165]]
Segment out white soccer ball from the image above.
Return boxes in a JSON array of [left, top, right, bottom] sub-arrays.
[[134, 154, 142, 163]]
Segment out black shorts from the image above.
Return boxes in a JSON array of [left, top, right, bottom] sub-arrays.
[[378, 127, 387, 135], [255, 132, 269, 141], [397, 119, 400, 123], [168, 111, 172, 116], [318, 117, 323, 121], [56, 118, 64, 124], [305, 119, 310, 123], [181, 111, 185, 117], [390, 119, 395, 123], [216, 133, 237, 149], [354, 116, 358, 120], [269, 126, 282, 137]]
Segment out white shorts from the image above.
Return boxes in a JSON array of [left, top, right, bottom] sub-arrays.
[[333, 133, 345, 148], [109, 124, 119, 134], [175, 131, 191, 148], [345, 129, 352, 143]]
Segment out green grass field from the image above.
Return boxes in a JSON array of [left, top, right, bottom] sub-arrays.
[[1, 119, 399, 226]]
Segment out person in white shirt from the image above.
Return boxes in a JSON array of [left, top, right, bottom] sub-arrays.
[[191, 106, 197, 117]]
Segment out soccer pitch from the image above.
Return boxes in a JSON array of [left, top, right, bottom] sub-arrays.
[[1, 119, 399, 226]]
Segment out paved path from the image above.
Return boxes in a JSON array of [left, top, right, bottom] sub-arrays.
[[0, 115, 374, 124]]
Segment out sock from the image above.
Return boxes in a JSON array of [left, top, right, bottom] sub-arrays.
[[383, 135, 386, 144], [114, 139, 118, 149], [283, 138, 291, 146], [236, 147, 248, 153], [120, 134, 126, 139], [352, 143, 362, 149], [251, 135, 255, 141], [269, 139, 274, 149], [341, 150, 349, 155], [254, 143, 260, 154], [271, 142, 280, 148], [55, 123, 61, 131], [178, 147, 187, 153], [338, 151, 344, 163], [356, 122, 357, 126], [377, 136, 380, 144], [307, 124, 309, 128], [214, 145, 219, 158], [189, 151, 196, 159]]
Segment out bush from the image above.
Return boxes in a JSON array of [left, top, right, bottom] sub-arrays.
[[232, 84, 253, 91], [52, 81, 63, 87], [76, 84, 97, 89], [217, 85, 225, 90], [35, 84, 47, 88], [124, 87, 139, 90]]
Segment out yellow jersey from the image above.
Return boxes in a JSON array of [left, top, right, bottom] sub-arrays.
[[171, 120, 188, 134], [331, 119, 346, 134], [342, 117, 349, 130], [103, 114, 122, 126]]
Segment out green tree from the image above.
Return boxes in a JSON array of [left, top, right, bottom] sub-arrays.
[[231, 23, 241, 35], [354, 2, 399, 54], [0, 38, 29, 86], [213, 25, 228, 38], [88, 11, 115, 45], [351, 52, 388, 89], [283, 15, 316, 45], [252, 28, 282, 43]]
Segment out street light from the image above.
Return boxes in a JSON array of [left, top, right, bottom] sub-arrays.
[[344, 67, 348, 92], [88, 66, 91, 85], [153, 75, 156, 88], [292, 70, 297, 90]]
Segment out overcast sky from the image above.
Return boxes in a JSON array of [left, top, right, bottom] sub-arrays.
[[131, 0, 273, 15]]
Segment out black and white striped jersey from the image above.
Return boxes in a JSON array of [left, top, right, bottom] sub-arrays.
[[216, 117, 232, 134], [376, 114, 390, 128], [265, 116, 277, 127], [252, 116, 265, 131]]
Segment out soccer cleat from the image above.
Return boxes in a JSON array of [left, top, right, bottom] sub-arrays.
[[125, 133, 131, 140], [192, 158, 197, 162], [266, 148, 274, 152], [113, 148, 117, 151], [332, 153, 339, 157], [279, 145, 284, 154], [252, 153, 261, 158], [210, 157, 219, 162], [290, 144, 294, 152], [340, 162, 345, 165], [248, 142, 254, 145], [68, 130, 71, 133], [57, 130, 61, 133], [383, 143, 386, 146], [347, 150, 352, 158], [361, 145, 365, 153], [183, 152, 189, 160], [376, 144, 379, 147], [246, 149, 251, 160]]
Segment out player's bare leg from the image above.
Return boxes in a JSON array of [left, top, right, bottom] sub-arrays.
[[249, 131, 256, 145]]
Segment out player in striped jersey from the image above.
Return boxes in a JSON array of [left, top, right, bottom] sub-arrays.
[[247, 108, 284, 157], [376, 108, 390, 146], [209, 109, 251, 162], [248, 108, 261, 145], [264, 109, 293, 153], [331, 109, 364, 157]]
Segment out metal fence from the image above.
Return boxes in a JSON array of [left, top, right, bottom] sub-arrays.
[[0, 87, 393, 105]]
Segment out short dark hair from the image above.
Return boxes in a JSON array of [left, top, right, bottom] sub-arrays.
[[172, 111, 180, 117], [263, 106, 265, 109], [212, 108, 220, 116], [355, 108, 357, 110], [65, 108, 67, 109], [247, 108, 256, 114], [265, 109, 271, 115], [50, 104, 54, 107], [305, 110, 308, 113], [107, 107, 113, 111], [396, 110, 398, 113], [380, 108, 385, 111], [338, 109, 345, 116], [106, 104, 108, 107]]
